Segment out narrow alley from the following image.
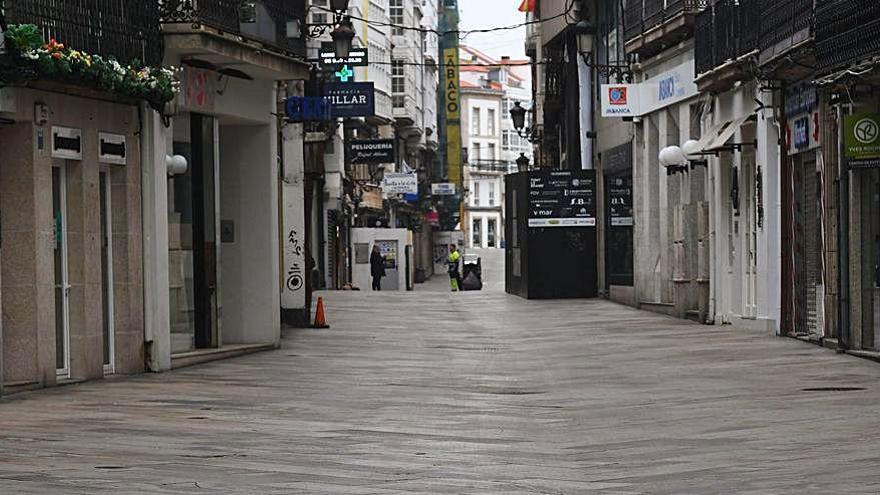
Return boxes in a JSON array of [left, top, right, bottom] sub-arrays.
[[1, 251, 879, 493]]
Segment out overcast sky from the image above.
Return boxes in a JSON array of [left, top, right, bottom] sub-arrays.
[[458, 0, 528, 60]]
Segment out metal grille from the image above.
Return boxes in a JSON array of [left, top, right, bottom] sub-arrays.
[[624, 0, 708, 43], [815, 0, 880, 74], [694, 0, 759, 76], [694, 7, 714, 75], [624, 0, 643, 43], [3, 0, 163, 66], [158, 0, 307, 58], [759, 0, 812, 53]]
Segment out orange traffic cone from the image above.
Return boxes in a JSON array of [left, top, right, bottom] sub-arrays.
[[313, 296, 330, 329]]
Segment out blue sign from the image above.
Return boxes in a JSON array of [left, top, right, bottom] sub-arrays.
[[324, 82, 375, 118], [794, 116, 810, 150], [658, 76, 675, 102], [285, 96, 332, 122]]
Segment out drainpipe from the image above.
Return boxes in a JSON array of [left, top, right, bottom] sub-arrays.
[[837, 102, 851, 350]]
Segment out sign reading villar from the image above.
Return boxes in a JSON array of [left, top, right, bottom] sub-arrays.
[[528, 170, 596, 228], [349, 139, 395, 165], [324, 82, 375, 118], [845, 113, 880, 169]]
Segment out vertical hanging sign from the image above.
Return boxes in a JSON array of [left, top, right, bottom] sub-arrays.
[[443, 48, 462, 185]]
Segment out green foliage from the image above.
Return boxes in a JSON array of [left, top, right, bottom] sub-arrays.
[[2, 24, 179, 111]]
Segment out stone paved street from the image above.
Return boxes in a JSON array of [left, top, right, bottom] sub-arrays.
[[2, 251, 880, 493]]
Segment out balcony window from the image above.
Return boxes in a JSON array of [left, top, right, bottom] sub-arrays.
[[488, 109, 496, 135], [488, 182, 496, 206], [503, 131, 510, 150], [392, 60, 405, 108], [473, 181, 481, 206], [391, 0, 405, 35], [502, 99, 511, 118], [488, 143, 496, 160]]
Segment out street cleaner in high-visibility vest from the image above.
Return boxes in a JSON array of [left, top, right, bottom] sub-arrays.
[[447, 244, 463, 292]]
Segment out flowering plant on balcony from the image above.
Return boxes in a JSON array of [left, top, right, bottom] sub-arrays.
[[3, 24, 180, 111]]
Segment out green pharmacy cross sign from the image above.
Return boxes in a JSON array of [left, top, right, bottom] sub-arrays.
[[845, 113, 880, 169], [335, 65, 354, 83]]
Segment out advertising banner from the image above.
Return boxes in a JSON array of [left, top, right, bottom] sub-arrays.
[[528, 170, 596, 228]]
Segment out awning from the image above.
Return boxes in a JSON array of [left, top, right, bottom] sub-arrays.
[[706, 114, 756, 152], [687, 121, 729, 157]]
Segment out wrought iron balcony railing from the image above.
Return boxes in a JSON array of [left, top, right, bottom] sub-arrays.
[[758, 0, 813, 55], [694, 0, 760, 77], [624, 0, 708, 44], [467, 160, 512, 174], [815, 0, 880, 74], [2, 0, 163, 66], [158, 0, 306, 59]]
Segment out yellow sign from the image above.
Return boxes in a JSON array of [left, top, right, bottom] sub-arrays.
[[444, 47, 462, 184]]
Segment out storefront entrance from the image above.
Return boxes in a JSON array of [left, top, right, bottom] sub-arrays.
[[169, 113, 219, 353]]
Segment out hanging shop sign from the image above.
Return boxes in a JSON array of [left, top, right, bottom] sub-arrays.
[[360, 187, 384, 210], [431, 182, 457, 195], [425, 210, 440, 227], [443, 47, 462, 185], [382, 172, 418, 195], [319, 43, 369, 68], [324, 82, 375, 118], [784, 83, 820, 156], [845, 113, 880, 169], [600, 84, 641, 117], [528, 170, 596, 228], [348, 139, 395, 165], [601, 60, 698, 118], [285, 96, 332, 122]]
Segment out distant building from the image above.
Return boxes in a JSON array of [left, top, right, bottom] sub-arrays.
[[459, 46, 533, 249]]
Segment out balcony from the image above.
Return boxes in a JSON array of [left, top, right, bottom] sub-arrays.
[[467, 160, 511, 174], [815, 0, 880, 76], [624, 0, 708, 61], [756, 0, 814, 78], [694, 0, 760, 92], [3, 0, 163, 66], [159, 0, 307, 59]]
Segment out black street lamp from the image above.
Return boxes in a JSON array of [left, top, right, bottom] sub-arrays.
[[330, 0, 351, 12], [516, 153, 530, 172], [331, 17, 356, 59], [509, 101, 541, 143]]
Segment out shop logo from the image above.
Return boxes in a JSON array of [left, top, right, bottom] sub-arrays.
[[854, 118, 879, 144], [608, 87, 627, 105]]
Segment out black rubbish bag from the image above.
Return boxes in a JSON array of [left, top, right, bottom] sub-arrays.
[[461, 270, 483, 291]]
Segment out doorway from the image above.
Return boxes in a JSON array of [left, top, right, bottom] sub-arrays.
[[99, 170, 115, 373], [170, 113, 219, 352], [52, 163, 70, 377]]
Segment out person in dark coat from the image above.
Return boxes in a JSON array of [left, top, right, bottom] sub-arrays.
[[370, 245, 386, 291]]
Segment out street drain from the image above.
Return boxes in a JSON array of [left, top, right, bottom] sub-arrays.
[[95, 466, 128, 470], [802, 387, 866, 392]]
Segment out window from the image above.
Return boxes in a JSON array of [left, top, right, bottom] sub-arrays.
[[488, 143, 496, 160], [487, 218, 497, 247], [392, 60, 405, 108], [502, 131, 510, 150], [472, 219, 482, 247], [472, 143, 481, 165], [471, 107, 481, 135], [390, 0, 404, 35], [473, 181, 480, 206], [488, 182, 496, 206], [488, 109, 496, 135], [502, 98, 510, 118], [312, 12, 328, 24]]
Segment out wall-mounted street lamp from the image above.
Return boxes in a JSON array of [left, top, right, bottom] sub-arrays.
[[574, 19, 633, 83], [659, 145, 689, 176], [287, 0, 355, 57], [509, 101, 542, 143]]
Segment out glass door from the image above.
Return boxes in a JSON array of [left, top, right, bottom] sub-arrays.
[[100, 170, 115, 373], [52, 164, 70, 377]]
